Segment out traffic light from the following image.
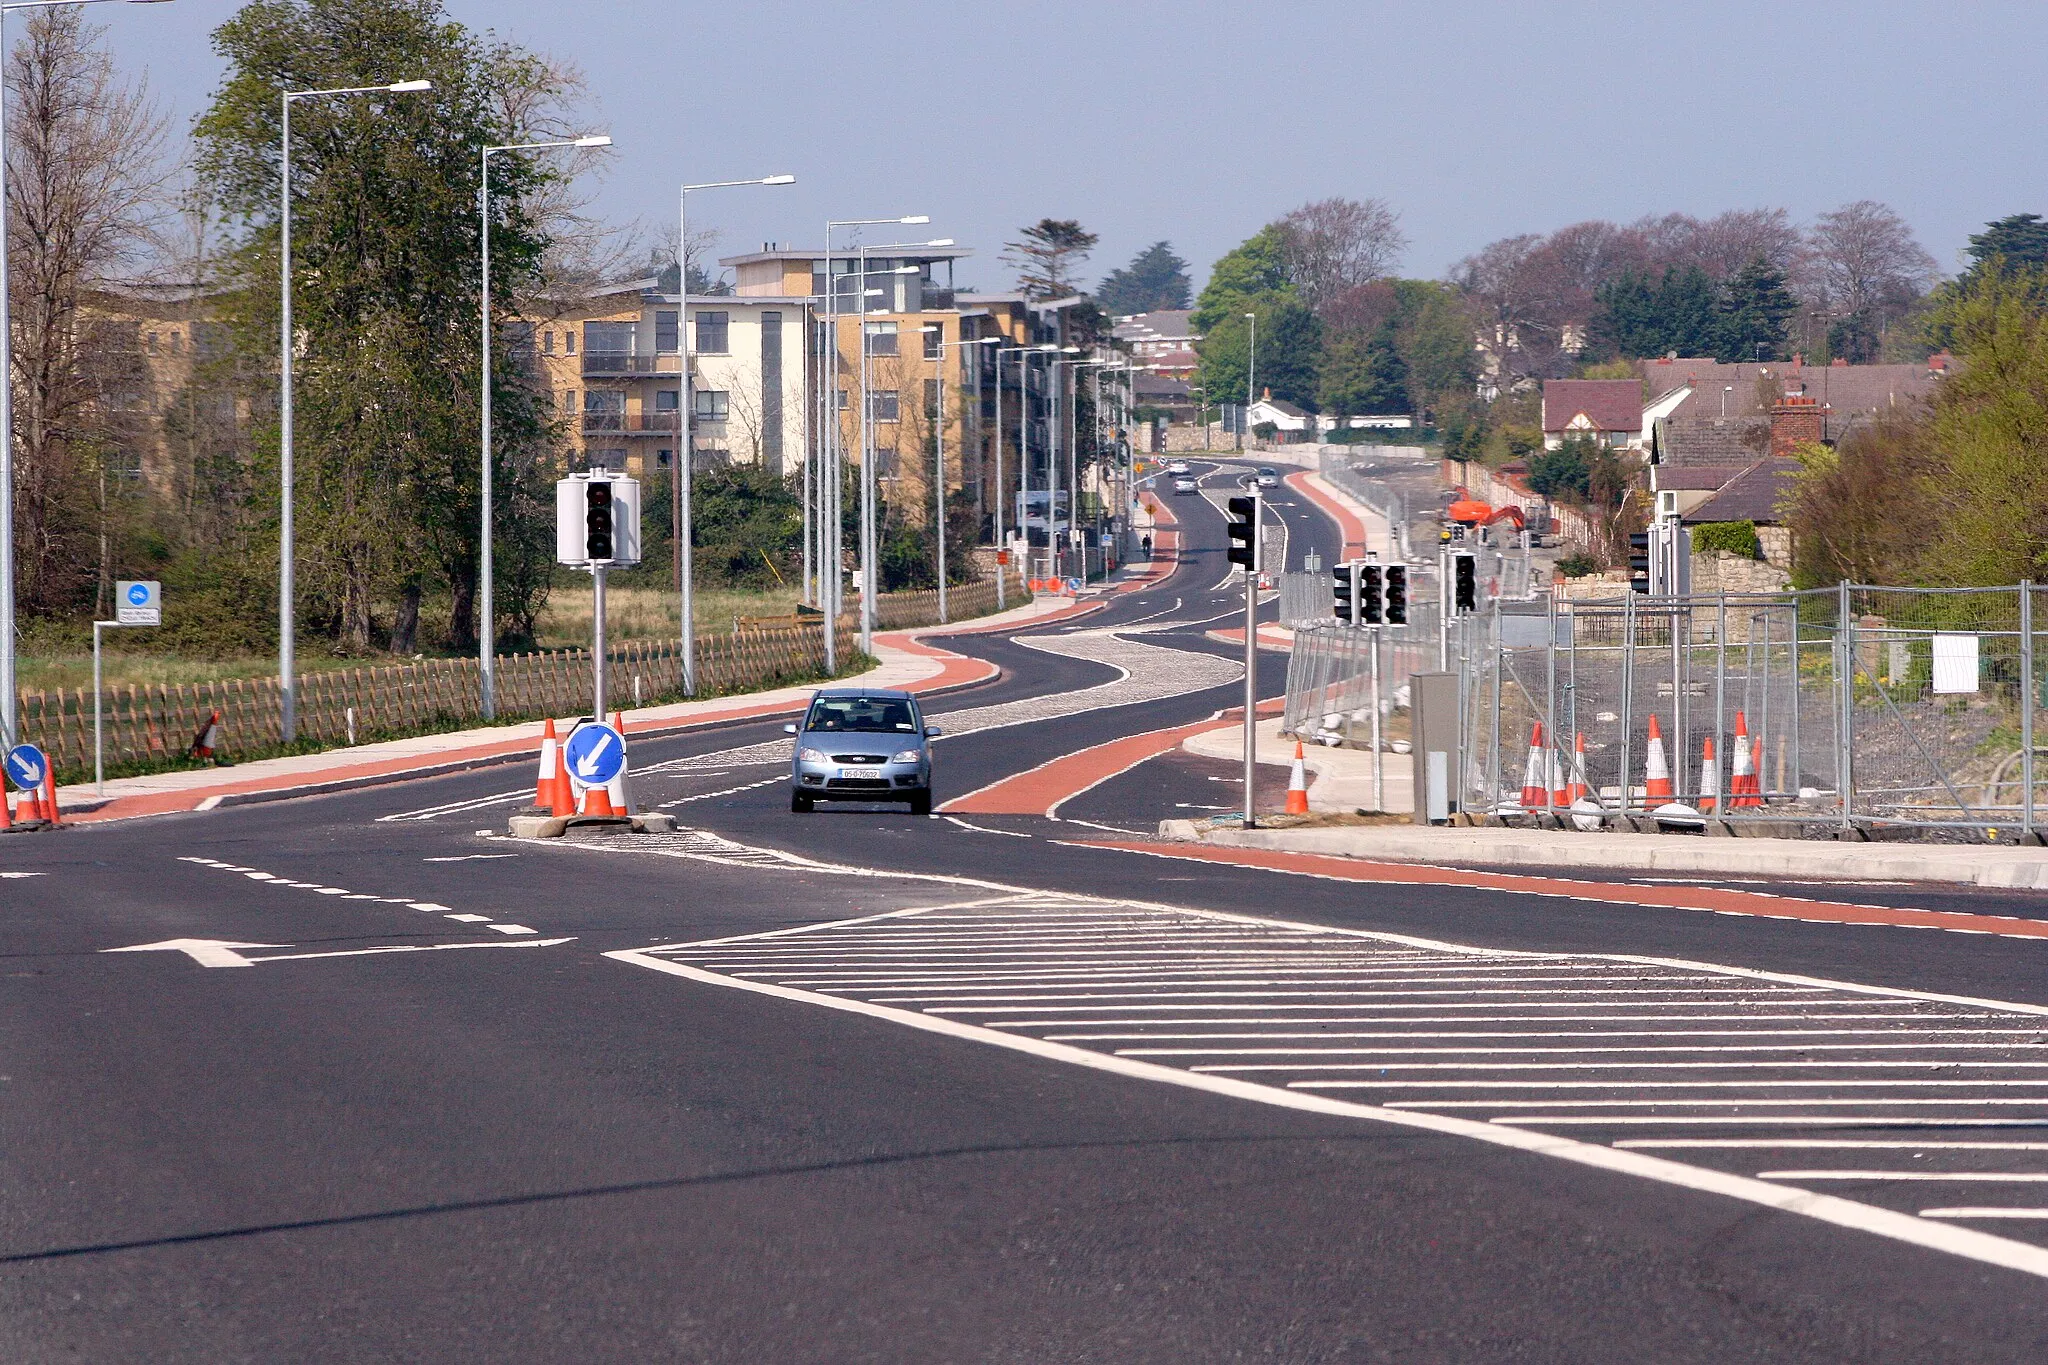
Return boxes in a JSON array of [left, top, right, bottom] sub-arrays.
[[1385, 565, 1408, 625], [1628, 530, 1651, 594], [1226, 495, 1259, 570], [586, 479, 615, 562], [1359, 563, 1385, 625], [1452, 551, 1477, 614], [1331, 563, 1356, 623]]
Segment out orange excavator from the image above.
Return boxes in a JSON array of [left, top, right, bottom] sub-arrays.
[[1445, 488, 1527, 532]]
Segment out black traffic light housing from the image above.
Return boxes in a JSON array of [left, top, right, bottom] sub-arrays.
[[1331, 563, 1356, 623], [1451, 551, 1477, 614], [1628, 530, 1651, 594], [1385, 565, 1408, 625], [586, 479, 615, 562], [1359, 563, 1385, 625], [1226, 495, 1259, 570]]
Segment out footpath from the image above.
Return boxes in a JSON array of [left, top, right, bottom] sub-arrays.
[[35, 594, 1096, 828]]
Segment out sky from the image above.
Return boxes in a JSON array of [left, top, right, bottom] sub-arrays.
[[95, 0, 2048, 295]]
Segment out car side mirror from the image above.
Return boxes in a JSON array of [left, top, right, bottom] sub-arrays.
[[925, 726, 943, 737], [783, 723, 799, 735]]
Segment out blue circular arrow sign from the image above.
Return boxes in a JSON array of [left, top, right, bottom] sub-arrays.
[[126, 582, 150, 606], [562, 723, 625, 786], [5, 744, 49, 791]]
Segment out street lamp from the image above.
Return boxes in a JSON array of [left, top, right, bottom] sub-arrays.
[[0, 0, 175, 749], [1050, 353, 1101, 579], [1243, 310, 1257, 454], [478, 132, 609, 720], [918, 329, 1000, 622], [991, 342, 1058, 606], [672, 172, 794, 696], [274, 75, 433, 743], [820, 216, 929, 668]]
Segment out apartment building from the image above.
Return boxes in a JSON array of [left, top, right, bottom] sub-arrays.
[[529, 277, 811, 480]]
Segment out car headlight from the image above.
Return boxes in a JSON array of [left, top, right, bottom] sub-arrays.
[[798, 747, 830, 764], [891, 749, 924, 764]]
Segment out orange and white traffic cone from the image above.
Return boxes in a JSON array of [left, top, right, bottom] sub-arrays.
[[1566, 733, 1591, 805], [579, 777, 619, 818], [1519, 722, 1549, 810], [1285, 741, 1310, 815], [1730, 711, 1763, 807], [549, 730, 576, 818], [0, 783, 12, 830], [1699, 735, 1720, 813], [1643, 714, 1674, 803], [608, 712, 633, 816], [39, 770, 58, 826], [1550, 742, 1568, 809], [190, 709, 222, 764], [531, 719, 561, 811]]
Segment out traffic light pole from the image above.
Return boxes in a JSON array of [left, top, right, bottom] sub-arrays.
[[592, 565, 608, 722], [1370, 625, 1385, 811], [1241, 492, 1262, 828]]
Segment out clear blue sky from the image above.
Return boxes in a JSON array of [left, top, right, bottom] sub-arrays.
[[98, 0, 2047, 292]]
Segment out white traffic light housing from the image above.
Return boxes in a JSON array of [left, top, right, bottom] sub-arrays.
[[556, 471, 641, 568]]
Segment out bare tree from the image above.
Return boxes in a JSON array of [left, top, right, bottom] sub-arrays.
[[1277, 196, 1408, 312], [1635, 208, 1803, 280], [1804, 199, 1937, 323], [5, 8, 167, 616]]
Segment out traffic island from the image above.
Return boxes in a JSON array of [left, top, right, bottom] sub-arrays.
[[506, 811, 674, 839]]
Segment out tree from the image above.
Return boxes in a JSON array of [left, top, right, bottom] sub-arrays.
[[1003, 217, 1097, 299], [5, 9, 167, 618], [1593, 264, 1719, 359], [1275, 196, 1407, 313], [1190, 224, 1291, 332], [1389, 280, 1477, 415], [1803, 200, 1936, 339], [195, 0, 581, 653], [1197, 299, 1320, 415], [1317, 321, 1406, 417], [1095, 240, 1190, 314], [1713, 256, 1799, 362], [1964, 213, 2048, 280]]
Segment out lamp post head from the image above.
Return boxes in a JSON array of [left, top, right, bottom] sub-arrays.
[[899, 215, 930, 224], [760, 174, 796, 185], [574, 134, 613, 148], [922, 239, 954, 247], [387, 79, 433, 93]]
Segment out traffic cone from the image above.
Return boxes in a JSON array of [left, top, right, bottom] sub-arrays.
[[1731, 711, 1763, 807], [1643, 715, 1674, 803], [15, 783, 40, 824], [1550, 742, 1568, 809], [608, 712, 633, 816], [548, 727, 576, 818], [1699, 735, 1720, 813], [1566, 733, 1591, 805], [1285, 741, 1310, 815], [0, 783, 12, 830], [39, 770, 58, 826], [1519, 722, 1549, 810], [530, 719, 561, 811], [189, 709, 221, 764]]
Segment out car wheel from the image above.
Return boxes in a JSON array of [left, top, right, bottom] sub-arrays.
[[908, 790, 932, 816], [791, 791, 813, 813]]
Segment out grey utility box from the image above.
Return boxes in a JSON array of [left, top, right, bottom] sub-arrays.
[[1408, 671, 1459, 825]]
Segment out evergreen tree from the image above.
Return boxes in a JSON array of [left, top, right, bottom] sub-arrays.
[[1714, 255, 1798, 363], [1002, 218, 1097, 298], [1318, 321, 1407, 416], [1964, 213, 2048, 279], [1594, 265, 1721, 359], [1190, 224, 1293, 332], [1096, 240, 1191, 314]]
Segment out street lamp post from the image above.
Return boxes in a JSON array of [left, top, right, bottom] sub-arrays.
[[1050, 354, 1101, 580], [672, 173, 793, 696], [918, 330, 1000, 623], [1243, 310, 1257, 453], [990, 342, 1055, 608], [478, 133, 609, 721], [276, 75, 432, 743], [0, 0, 175, 749]]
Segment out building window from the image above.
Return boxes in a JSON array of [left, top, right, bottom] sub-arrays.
[[837, 388, 850, 411], [924, 378, 940, 422], [864, 321, 898, 356], [543, 330, 555, 355], [922, 325, 942, 360], [760, 310, 783, 465], [873, 447, 899, 479], [565, 330, 576, 355], [656, 449, 673, 467], [656, 310, 678, 354], [654, 389, 680, 411], [584, 390, 624, 431], [592, 449, 628, 472], [112, 447, 143, 481], [694, 389, 730, 422], [695, 310, 729, 355], [871, 390, 900, 423]]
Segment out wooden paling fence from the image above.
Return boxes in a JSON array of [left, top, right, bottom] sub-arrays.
[[15, 579, 1019, 778]]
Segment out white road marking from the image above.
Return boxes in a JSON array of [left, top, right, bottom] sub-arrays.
[[657, 776, 783, 809], [1924, 1208, 2048, 1219], [1619, 1141, 2048, 1151], [377, 788, 529, 822], [488, 923, 537, 935], [0, 872, 42, 878], [443, 913, 492, 923], [423, 854, 519, 862], [942, 816, 1034, 838], [1762, 1171, 2048, 1182], [175, 858, 540, 937]]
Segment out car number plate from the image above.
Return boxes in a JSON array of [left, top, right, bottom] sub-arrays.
[[837, 767, 874, 780]]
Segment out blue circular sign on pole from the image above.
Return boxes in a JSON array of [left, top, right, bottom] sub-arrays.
[[5, 744, 49, 792], [126, 582, 150, 607], [562, 723, 625, 787]]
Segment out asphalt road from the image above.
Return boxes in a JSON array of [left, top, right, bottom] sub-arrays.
[[6, 459, 2048, 1361]]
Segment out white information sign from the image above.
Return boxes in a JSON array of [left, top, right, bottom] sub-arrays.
[[1931, 632, 1980, 694], [115, 580, 161, 626]]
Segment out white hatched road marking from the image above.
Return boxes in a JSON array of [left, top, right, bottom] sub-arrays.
[[177, 857, 537, 936], [605, 888, 2048, 1279]]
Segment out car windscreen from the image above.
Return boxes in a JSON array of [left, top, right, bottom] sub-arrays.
[[804, 697, 919, 734]]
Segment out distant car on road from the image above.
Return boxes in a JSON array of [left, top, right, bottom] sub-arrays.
[[1165, 459, 1191, 475], [1255, 467, 1280, 488], [1172, 475, 1199, 495], [786, 688, 940, 816]]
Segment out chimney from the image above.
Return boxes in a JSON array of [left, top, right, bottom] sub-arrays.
[[1831, 357, 1848, 367], [1770, 391, 1829, 457]]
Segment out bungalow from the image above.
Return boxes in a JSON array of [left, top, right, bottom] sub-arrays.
[[1247, 393, 1315, 441], [1541, 379, 1642, 451]]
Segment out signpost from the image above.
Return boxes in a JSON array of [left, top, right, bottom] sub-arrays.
[[6, 742, 47, 793], [1226, 489, 1263, 827], [91, 582, 162, 794], [562, 721, 626, 790], [555, 472, 642, 720]]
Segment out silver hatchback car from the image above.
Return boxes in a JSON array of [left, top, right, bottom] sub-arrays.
[[786, 687, 940, 815]]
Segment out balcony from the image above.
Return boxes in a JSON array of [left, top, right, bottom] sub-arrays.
[[580, 411, 681, 436], [579, 351, 675, 377]]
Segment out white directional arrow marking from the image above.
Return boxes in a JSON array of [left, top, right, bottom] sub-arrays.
[[103, 939, 283, 967], [102, 937, 574, 968], [574, 733, 615, 780]]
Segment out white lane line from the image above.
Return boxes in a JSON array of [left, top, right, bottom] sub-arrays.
[[424, 854, 519, 862], [443, 913, 492, 923], [1503, 1117, 2048, 1128], [488, 923, 537, 935], [1296, 1079, 2048, 1089], [377, 788, 530, 823], [658, 776, 784, 809], [1412, 1097, 2048, 1109], [1924, 1208, 2048, 1219], [607, 942, 2048, 1282], [1619, 1141, 2048, 1151], [1051, 1028, 2033, 1042], [1762, 1171, 2048, 1182], [1123, 1043, 2048, 1058], [408, 901, 452, 912], [0, 872, 43, 878], [943, 817, 1036, 838]]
